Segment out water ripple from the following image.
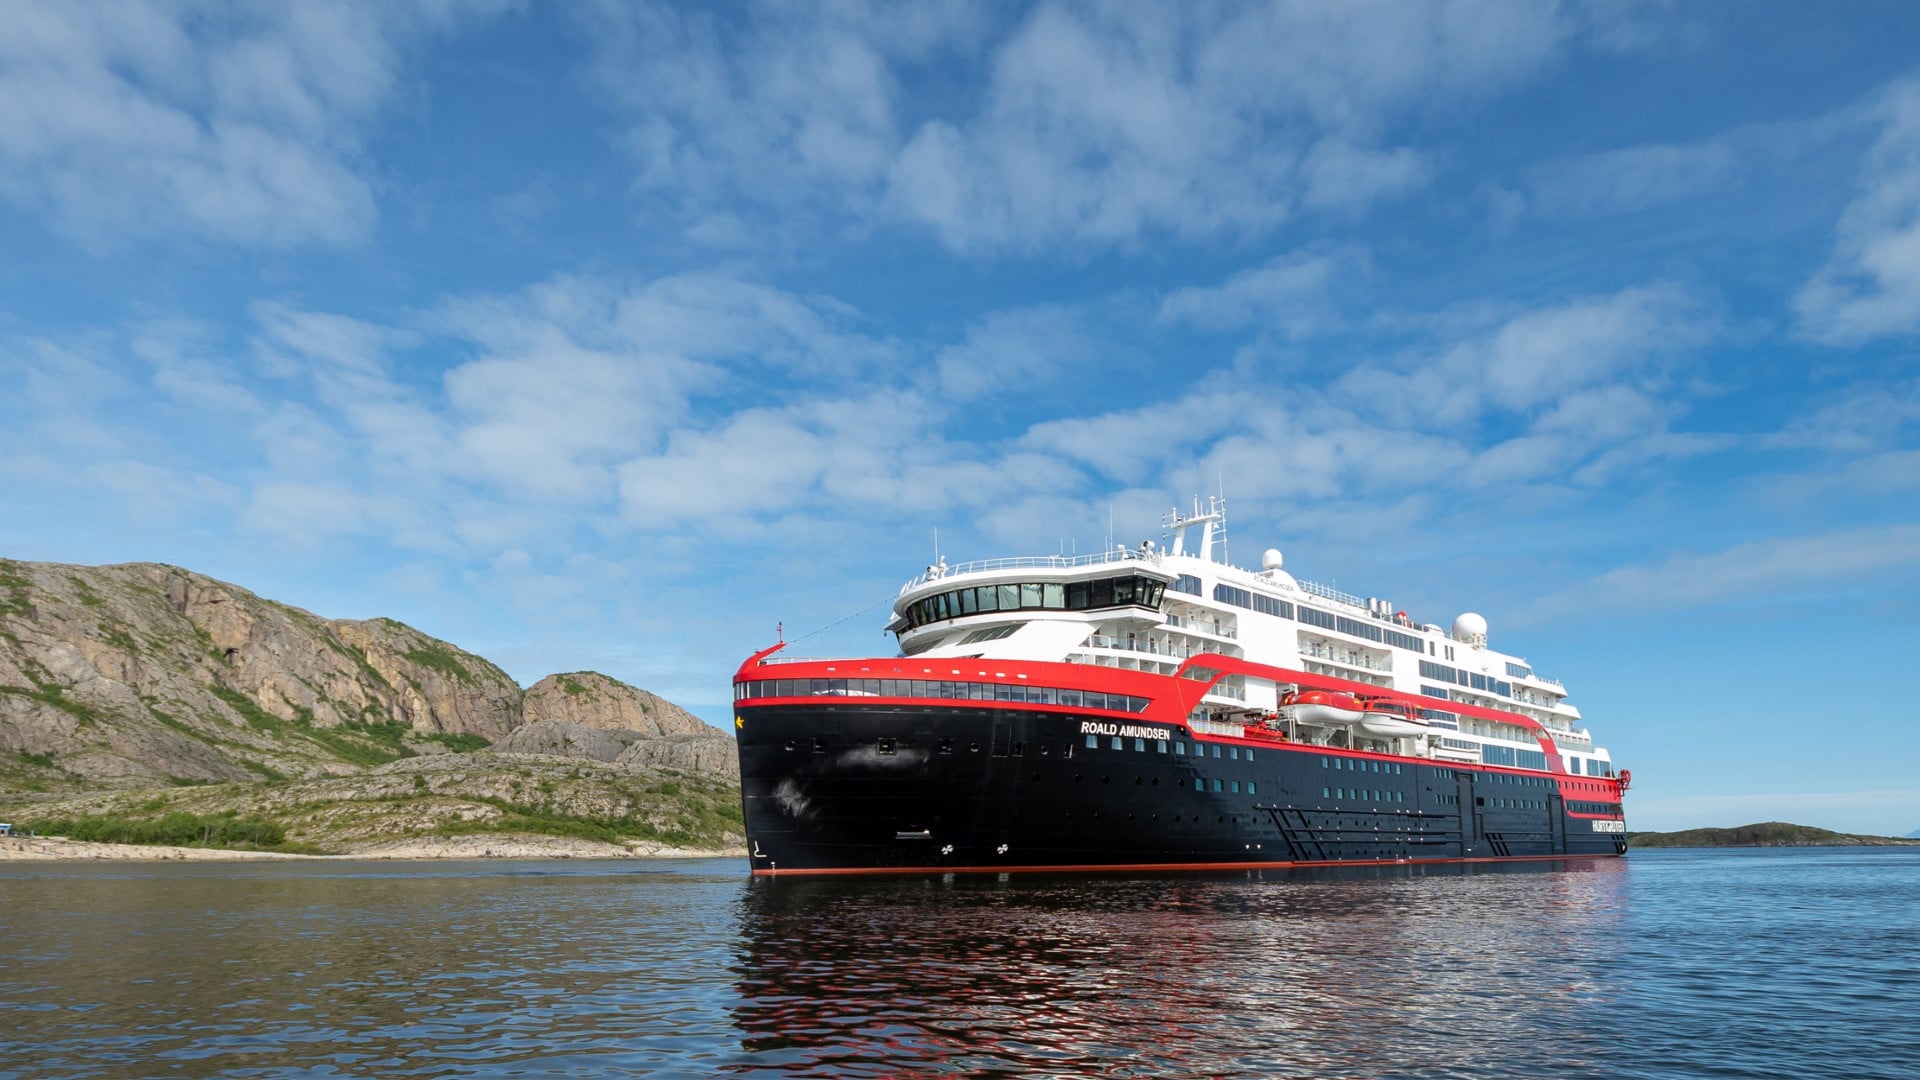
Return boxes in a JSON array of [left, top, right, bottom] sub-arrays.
[[0, 851, 1915, 1078]]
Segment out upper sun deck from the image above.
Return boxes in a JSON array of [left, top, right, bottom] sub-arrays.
[[900, 547, 1157, 594]]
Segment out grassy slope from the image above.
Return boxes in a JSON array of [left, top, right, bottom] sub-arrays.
[[0, 754, 743, 854]]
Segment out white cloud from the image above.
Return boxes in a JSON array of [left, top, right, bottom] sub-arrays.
[[579, 0, 979, 220], [1765, 376, 1920, 453], [1540, 523, 1920, 614], [1299, 140, 1430, 212], [1797, 78, 1920, 342], [134, 318, 265, 416], [582, 2, 1604, 254], [1332, 284, 1715, 448], [0, 0, 502, 248], [933, 305, 1101, 400], [1023, 386, 1245, 485], [1525, 140, 1740, 217], [1158, 249, 1357, 336]]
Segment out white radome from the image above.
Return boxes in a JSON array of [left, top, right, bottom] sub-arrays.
[[1452, 612, 1488, 642], [1261, 548, 1284, 570]]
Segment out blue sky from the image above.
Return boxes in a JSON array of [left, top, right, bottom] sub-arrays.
[[3, 1, 1918, 835]]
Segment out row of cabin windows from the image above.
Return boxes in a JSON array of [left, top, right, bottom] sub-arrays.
[[1321, 757, 1405, 775], [1324, 787, 1404, 803], [1415, 687, 1464, 729], [1419, 659, 1514, 699], [1195, 778, 1256, 794], [1434, 765, 1617, 794], [1483, 746, 1549, 770], [1212, 584, 1293, 619], [1193, 579, 1434, 654], [1085, 735, 1253, 761], [736, 677, 1149, 714], [1567, 755, 1614, 777], [1571, 801, 1623, 815], [904, 575, 1167, 629]]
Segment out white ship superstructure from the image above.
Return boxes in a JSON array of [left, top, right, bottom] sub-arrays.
[[887, 498, 1617, 782]]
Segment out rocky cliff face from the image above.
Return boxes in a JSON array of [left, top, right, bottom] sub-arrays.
[[523, 671, 710, 736], [0, 558, 733, 792]]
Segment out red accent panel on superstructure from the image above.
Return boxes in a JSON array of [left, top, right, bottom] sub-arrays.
[[1174, 652, 1574, 775], [735, 650, 1623, 789], [734, 654, 1182, 716]]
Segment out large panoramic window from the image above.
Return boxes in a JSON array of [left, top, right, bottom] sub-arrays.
[[902, 574, 1167, 630]]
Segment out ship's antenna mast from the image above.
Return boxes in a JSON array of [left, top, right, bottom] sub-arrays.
[[1216, 472, 1229, 564]]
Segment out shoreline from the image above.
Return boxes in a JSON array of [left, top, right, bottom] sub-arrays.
[[0, 834, 747, 862]]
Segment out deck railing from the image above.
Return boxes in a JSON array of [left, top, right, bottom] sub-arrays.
[[901, 549, 1149, 592]]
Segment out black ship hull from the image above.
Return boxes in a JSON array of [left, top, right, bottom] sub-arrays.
[[737, 701, 1628, 875]]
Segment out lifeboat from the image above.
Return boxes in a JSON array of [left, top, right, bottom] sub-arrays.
[[1278, 689, 1363, 727], [1356, 699, 1428, 738]]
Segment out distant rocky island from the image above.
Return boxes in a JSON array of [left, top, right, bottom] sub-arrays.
[[0, 557, 741, 857], [1627, 822, 1920, 848]]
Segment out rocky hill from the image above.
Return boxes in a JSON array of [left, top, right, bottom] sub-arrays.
[[0, 558, 734, 794], [1627, 822, 1920, 847]]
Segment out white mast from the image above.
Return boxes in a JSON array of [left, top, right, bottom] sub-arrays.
[[1163, 496, 1226, 563]]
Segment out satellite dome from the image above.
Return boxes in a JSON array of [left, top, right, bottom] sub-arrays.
[[1261, 548, 1284, 570], [1452, 612, 1488, 644]]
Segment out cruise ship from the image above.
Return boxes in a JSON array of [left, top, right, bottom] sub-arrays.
[[732, 499, 1628, 875]]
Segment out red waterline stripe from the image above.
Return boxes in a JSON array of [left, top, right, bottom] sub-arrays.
[[750, 852, 1625, 877]]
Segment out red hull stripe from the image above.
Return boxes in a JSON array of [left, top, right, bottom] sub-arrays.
[[735, 646, 1623, 797], [735, 694, 1151, 718], [751, 852, 1625, 877]]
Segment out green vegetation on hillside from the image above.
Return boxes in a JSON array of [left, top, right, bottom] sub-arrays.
[[0, 559, 31, 617], [424, 773, 744, 848], [0, 683, 107, 727], [399, 640, 475, 684], [208, 685, 412, 767], [25, 810, 295, 851], [0, 757, 744, 856], [1628, 821, 1920, 847], [424, 732, 489, 753]]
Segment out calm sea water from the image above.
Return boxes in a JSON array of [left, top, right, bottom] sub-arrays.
[[0, 848, 1914, 1079]]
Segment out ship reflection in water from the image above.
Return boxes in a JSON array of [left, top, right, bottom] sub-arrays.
[[730, 859, 1628, 1077]]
